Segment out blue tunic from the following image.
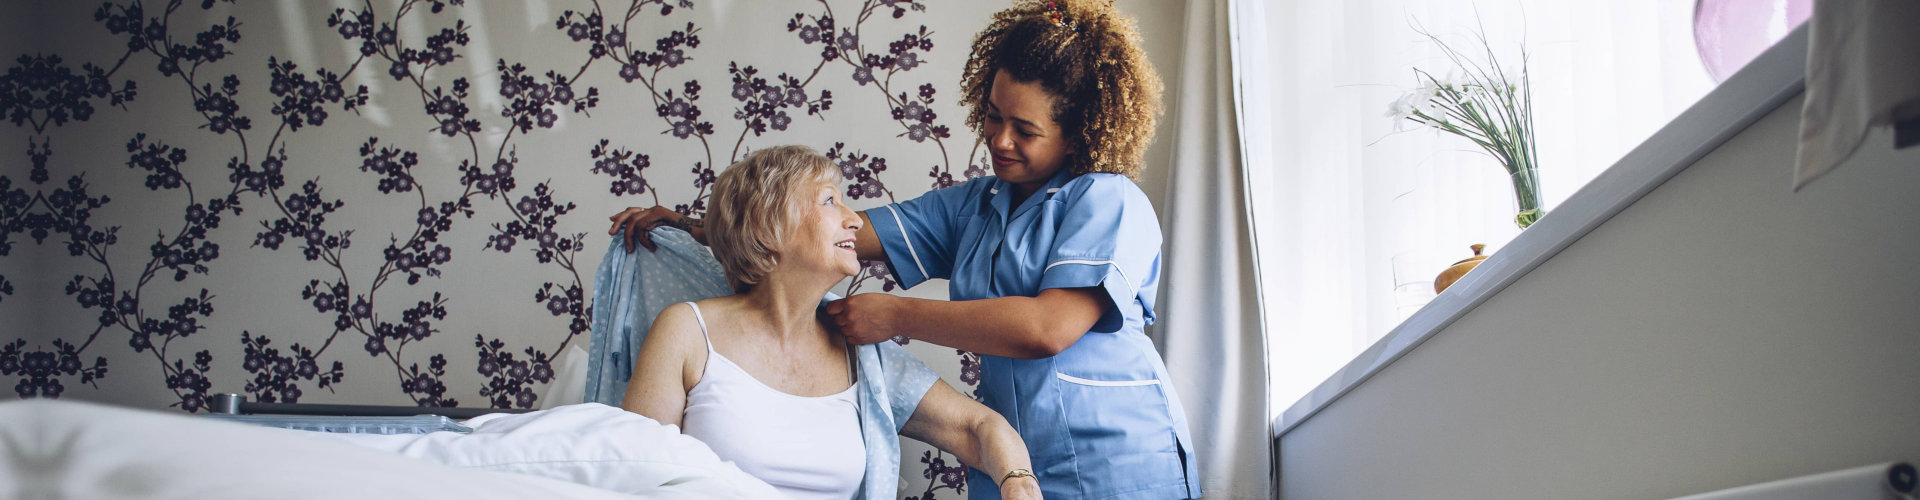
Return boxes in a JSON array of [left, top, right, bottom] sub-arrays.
[[865, 170, 1201, 499]]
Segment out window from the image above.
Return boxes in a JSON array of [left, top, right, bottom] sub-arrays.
[[1237, 0, 1803, 415]]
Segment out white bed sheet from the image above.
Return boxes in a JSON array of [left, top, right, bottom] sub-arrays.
[[0, 400, 780, 499], [308, 402, 781, 498]]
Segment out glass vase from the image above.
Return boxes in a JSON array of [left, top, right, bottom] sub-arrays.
[[1510, 168, 1545, 229]]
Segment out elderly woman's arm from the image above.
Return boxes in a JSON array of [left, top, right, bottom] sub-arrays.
[[900, 381, 1043, 499], [620, 303, 704, 426]]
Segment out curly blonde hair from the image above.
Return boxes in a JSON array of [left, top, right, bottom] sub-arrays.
[[706, 145, 839, 293], [960, 0, 1165, 179]]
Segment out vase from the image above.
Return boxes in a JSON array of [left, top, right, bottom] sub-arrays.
[[1510, 169, 1546, 229], [1433, 244, 1488, 294]]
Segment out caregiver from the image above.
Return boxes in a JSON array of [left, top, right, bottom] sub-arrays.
[[609, 1, 1198, 498]]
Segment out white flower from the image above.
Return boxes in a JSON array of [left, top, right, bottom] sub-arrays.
[[1389, 82, 1446, 131], [1386, 92, 1416, 120], [1415, 80, 1442, 98], [1412, 91, 1447, 122], [1387, 92, 1422, 131]]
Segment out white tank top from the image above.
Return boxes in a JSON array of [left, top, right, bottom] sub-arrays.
[[678, 303, 865, 499]]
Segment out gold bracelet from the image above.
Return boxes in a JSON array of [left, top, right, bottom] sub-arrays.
[[999, 468, 1035, 488]]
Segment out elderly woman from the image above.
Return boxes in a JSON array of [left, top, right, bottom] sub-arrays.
[[620, 145, 1042, 500]]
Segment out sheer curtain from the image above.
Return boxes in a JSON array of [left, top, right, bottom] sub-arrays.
[[1235, 0, 1718, 414], [1153, 0, 1271, 497]]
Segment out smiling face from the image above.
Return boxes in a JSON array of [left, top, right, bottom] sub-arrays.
[[778, 180, 863, 282], [706, 146, 856, 292], [983, 69, 1074, 199]]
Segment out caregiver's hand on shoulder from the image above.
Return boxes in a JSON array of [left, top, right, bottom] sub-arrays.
[[607, 206, 705, 252], [823, 293, 906, 345]]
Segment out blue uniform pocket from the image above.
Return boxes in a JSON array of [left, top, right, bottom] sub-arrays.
[[1049, 372, 1185, 496]]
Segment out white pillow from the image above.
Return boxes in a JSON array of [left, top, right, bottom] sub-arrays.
[[538, 344, 591, 409]]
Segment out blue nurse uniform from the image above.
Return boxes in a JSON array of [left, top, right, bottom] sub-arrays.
[[865, 169, 1201, 500]]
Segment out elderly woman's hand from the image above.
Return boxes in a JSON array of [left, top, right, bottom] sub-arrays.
[[1001, 475, 1043, 500], [822, 293, 907, 345], [607, 206, 705, 252]]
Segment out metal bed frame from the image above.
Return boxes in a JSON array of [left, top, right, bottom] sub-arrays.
[[205, 393, 536, 434], [208, 393, 532, 419]]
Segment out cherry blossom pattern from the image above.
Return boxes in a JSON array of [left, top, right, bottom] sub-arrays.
[[476, 335, 555, 409], [907, 446, 971, 500], [100, 2, 251, 136], [0, 339, 107, 399], [727, 63, 833, 137], [57, 129, 233, 412], [790, 3, 970, 192], [0, 55, 138, 134], [267, 57, 368, 133], [240, 331, 343, 404], [588, 139, 657, 202], [3, 149, 116, 397], [563, 4, 721, 217]]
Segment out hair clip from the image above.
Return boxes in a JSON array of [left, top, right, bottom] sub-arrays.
[[1045, 2, 1077, 31]]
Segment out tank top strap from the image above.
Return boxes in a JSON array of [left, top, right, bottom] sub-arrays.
[[684, 301, 714, 355]]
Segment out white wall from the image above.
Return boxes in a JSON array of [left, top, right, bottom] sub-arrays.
[[1278, 94, 1920, 499]]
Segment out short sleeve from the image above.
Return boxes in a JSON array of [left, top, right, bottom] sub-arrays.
[[873, 341, 940, 433], [1037, 175, 1163, 333], [863, 179, 985, 289]]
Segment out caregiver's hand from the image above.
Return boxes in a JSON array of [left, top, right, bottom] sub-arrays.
[[607, 206, 705, 252], [822, 293, 906, 345]]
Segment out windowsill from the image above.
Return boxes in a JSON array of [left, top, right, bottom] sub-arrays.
[[1273, 25, 1812, 438]]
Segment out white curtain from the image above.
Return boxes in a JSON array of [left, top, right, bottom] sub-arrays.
[[1153, 0, 1272, 497], [1234, 0, 1718, 415]]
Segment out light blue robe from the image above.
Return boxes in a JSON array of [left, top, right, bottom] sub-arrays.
[[585, 228, 939, 500]]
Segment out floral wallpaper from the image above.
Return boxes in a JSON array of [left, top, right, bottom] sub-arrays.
[[0, 0, 1202, 496]]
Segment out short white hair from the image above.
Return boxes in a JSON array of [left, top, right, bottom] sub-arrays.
[[706, 145, 839, 292]]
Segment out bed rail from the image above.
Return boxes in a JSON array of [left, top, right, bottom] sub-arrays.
[[209, 393, 534, 420]]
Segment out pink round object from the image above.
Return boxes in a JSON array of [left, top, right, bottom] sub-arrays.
[[1693, 0, 1812, 83]]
